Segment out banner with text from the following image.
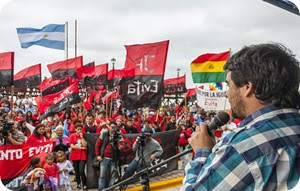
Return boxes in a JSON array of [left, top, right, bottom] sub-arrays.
[[0, 141, 54, 180], [196, 87, 231, 111]]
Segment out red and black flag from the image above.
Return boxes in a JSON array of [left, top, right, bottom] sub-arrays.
[[76, 63, 108, 87], [120, 40, 169, 109], [0, 52, 14, 87], [38, 77, 72, 96], [47, 56, 83, 80], [84, 61, 95, 67], [39, 82, 81, 119], [179, 87, 197, 107], [14, 63, 41, 87], [163, 75, 187, 95], [185, 88, 197, 102], [108, 68, 135, 90]]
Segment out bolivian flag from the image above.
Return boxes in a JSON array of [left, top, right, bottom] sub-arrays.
[[191, 51, 230, 83]]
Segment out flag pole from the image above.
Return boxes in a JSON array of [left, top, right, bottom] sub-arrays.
[[110, 96, 113, 117], [10, 86, 14, 110], [105, 85, 108, 120], [75, 19, 77, 57], [65, 22, 68, 59]]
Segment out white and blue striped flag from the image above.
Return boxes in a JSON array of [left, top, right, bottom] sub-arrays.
[[16, 24, 65, 50]]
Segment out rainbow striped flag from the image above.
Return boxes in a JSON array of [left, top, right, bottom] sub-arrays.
[[191, 51, 230, 83]]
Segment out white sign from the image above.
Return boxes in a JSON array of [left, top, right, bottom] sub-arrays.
[[196, 87, 231, 111]]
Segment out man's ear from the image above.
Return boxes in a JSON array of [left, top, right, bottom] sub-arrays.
[[243, 82, 254, 97]]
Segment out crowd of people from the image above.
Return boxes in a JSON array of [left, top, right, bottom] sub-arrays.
[[1, 43, 299, 191], [0, 90, 239, 190]]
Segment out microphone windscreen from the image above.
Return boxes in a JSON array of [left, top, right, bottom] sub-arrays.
[[215, 111, 230, 127], [207, 111, 230, 134]]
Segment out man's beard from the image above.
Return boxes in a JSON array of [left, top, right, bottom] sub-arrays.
[[231, 92, 246, 120]]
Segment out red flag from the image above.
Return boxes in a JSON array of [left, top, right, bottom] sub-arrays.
[[164, 75, 186, 85], [95, 89, 106, 104], [14, 63, 41, 87], [0, 52, 14, 86], [185, 88, 196, 98], [83, 91, 95, 111], [76, 63, 108, 86], [47, 56, 83, 80], [163, 75, 187, 94], [35, 95, 50, 114], [76, 63, 108, 79], [102, 91, 119, 104], [124, 40, 169, 76], [38, 77, 72, 96], [40, 82, 81, 118], [108, 68, 135, 89]]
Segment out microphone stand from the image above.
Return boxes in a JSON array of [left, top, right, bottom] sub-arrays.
[[103, 148, 193, 191]]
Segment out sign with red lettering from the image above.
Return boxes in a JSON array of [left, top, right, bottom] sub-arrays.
[[196, 87, 231, 111]]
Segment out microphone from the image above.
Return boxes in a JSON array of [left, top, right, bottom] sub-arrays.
[[186, 111, 230, 150], [207, 111, 230, 136]]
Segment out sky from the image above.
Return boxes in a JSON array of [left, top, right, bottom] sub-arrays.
[[1, 0, 300, 89]]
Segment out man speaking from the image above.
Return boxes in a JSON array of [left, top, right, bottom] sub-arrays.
[[182, 43, 300, 191]]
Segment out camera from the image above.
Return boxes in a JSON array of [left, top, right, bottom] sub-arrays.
[[0, 120, 14, 137], [110, 127, 122, 148], [138, 133, 151, 147]]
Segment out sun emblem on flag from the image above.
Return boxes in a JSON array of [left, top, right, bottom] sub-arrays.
[[209, 64, 214, 70]]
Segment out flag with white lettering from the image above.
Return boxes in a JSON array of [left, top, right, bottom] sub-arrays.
[[38, 77, 72, 96], [39, 82, 81, 119], [120, 40, 169, 109], [0, 141, 53, 180]]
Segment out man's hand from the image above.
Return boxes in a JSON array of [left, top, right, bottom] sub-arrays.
[[118, 144, 124, 150], [188, 124, 216, 152], [136, 137, 140, 142], [97, 156, 102, 161], [7, 132, 12, 140], [150, 154, 155, 161]]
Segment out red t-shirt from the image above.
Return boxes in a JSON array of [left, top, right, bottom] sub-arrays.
[[43, 163, 59, 180], [69, 134, 87, 161], [178, 129, 191, 146], [26, 135, 50, 144], [69, 124, 76, 135], [14, 117, 25, 122]]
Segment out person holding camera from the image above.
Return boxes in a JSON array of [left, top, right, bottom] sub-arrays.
[[95, 121, 125, 191], [121, 128, 163, 181], [0, 121, 26, 145]]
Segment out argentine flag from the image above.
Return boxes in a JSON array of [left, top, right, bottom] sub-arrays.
[[16, 24, 65, 50]]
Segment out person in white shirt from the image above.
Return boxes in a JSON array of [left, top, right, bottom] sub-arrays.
[[221, 115, 237, 138]]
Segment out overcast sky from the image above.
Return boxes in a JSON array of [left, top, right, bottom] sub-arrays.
[[1, 0, 300, 89]]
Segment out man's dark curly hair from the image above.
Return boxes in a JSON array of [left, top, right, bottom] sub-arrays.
[[224, 43, 300, 109]]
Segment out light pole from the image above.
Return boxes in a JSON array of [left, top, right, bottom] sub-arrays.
[[111, 58, 116, 69]]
